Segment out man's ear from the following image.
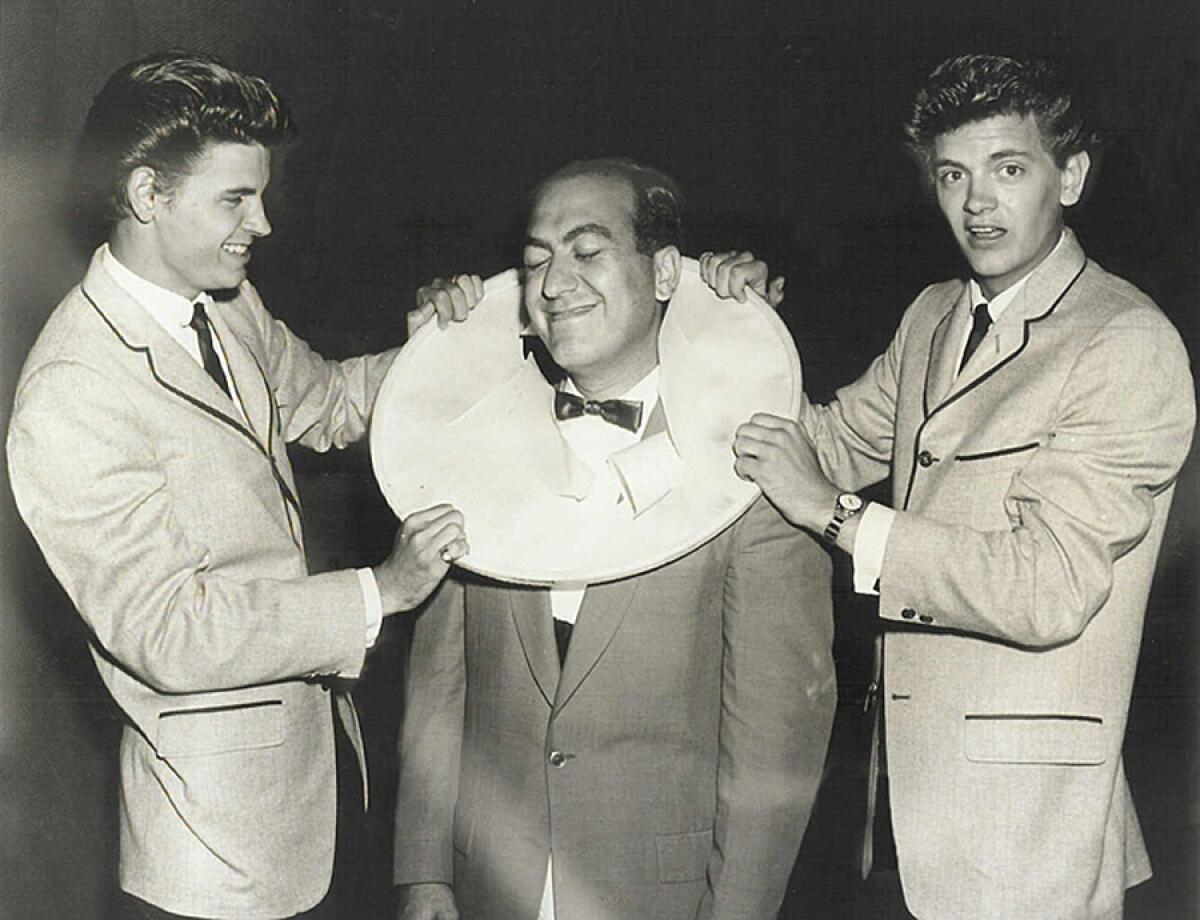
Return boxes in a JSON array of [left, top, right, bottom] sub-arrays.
[[652, 245, 682, 301], [1059, 151, 1091, 208], [125, 166, 164, 224]]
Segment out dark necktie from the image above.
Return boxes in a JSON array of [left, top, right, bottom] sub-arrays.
[[189, 302, 231, 397], [958, 302, 993, 374], [554, 390, 643, 432]]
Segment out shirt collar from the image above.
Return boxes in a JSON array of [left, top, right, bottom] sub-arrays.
[[101, 243, 208, 328], [968, 230, 1066, 322]]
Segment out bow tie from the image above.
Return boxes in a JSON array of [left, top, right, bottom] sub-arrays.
[[554, 390, 644, 432]]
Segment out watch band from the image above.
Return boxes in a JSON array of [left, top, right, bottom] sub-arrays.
[[823, 493, 863, 544]]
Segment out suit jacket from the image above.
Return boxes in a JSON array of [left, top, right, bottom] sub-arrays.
[[7, 249, 398, 919], [394, 491, 836, 920], [801, 230, 1196, 920]]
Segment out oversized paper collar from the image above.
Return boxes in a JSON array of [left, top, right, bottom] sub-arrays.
[[370, 257, 802, 585]]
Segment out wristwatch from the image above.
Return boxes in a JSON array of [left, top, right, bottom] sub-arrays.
[[822, 492, 864, 544]]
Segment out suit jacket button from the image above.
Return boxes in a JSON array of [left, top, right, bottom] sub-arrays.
[[548, 750, 567, 768], [918, 614, 934, 624], [900, 608, 916, 619], [917, 450, 935, 467]]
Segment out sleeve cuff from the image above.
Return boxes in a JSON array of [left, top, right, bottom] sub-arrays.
[[852, 502, 896, 595], [357, 567, 384, 647]]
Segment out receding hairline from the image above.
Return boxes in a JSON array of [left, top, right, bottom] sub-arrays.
[[527, 172, 640, 241]]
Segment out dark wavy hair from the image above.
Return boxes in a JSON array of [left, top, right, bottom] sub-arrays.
[[904, 54, 1100, 179], [530, 157, 686, 255], [74, 49, 294, 228]]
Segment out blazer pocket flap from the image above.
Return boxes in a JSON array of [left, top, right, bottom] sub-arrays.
[[963, 714, 1106, 765], [156, 700, 284, 758], [656, 828, 713, 883]]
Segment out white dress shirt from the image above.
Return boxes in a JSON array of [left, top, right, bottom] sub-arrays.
[[849, 232, 1065, 595], [100, 245, 382, 647], [538, 366, 659, 920]]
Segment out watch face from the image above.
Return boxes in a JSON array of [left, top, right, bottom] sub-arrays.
[[839, 493, 863, 512]]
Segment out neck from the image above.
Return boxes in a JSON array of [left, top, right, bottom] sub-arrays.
[[569, 344, 658, 401], [110, 222, 200, 301], [977, 224, 1064, 300]]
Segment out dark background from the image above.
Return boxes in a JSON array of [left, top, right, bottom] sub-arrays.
[[1, 1, 1196, 917]]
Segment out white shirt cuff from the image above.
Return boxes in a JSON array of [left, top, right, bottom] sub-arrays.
[[356, 567, 384, 647], [852, 503, 896, 596]]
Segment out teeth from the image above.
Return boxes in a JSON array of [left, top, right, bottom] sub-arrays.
[[222, 243, 249, 254]]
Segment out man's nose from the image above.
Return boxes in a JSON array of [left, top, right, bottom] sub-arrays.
[[963, 177, 997, 215], [244, 197, 272, 237], [541, 257, 577, 299]]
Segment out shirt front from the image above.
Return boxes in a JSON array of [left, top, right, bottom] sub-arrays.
[[546, 367, 659, 624], [539, 366, 658, 920]]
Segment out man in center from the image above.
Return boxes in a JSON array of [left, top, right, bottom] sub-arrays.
[[393, 159, 836, 920]]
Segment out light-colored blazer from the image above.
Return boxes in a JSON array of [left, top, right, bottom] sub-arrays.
[[802, 229, 1196, 920], [7, 249, 398, 919], [394, 483, 836, 918]]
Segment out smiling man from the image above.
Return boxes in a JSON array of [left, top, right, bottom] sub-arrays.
[[7, 51, 468, 920], [722, 54, 1195, 919], [392, 159, 835, 920]]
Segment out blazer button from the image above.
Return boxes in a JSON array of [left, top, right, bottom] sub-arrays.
[[900, 608, 916, 619], [917, 450, 936, 468], [548, 750, 567, 768], [918, 613, 934, 624]]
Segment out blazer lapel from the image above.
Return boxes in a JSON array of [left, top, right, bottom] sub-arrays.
[[81, 254, 253, 440], [552, 575, 639, 715], [927, 230, 1090, 411], [508, 587, 560, 706], [208, 305, 271, 447], [924, 284, 969, 413]]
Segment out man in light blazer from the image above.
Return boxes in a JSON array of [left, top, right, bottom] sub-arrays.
[[393, 159, 837, 920], [725, 55, 1196, 919], [6, 51, 470, 920]]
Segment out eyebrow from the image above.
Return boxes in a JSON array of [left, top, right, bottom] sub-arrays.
[[221, 186, 259, 196], [988, 149, 1033, 161], [933, 149, 1034, 170], [525, 222, 615, 250]]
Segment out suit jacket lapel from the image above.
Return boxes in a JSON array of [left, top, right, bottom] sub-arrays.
[[508, 586, 560, 706], [553, 575, 639, 715]]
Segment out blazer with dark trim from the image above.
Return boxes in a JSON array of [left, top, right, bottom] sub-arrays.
[[8, 248, 398, 918], [802, 229, 1195, 920]]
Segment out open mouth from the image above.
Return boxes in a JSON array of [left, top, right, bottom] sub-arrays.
[[222, 242, 251, 258], [966, 226, 1006, 242]]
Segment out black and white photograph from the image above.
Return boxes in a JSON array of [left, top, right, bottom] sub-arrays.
[[1, 2, 1196, 918]]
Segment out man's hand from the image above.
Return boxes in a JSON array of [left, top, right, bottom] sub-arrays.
[[397, 882, 459, 920], [733, 413, 840, 532], [407, 273, 485, 337], [374, 505, 468, 615], [698, 250, 786, 308]]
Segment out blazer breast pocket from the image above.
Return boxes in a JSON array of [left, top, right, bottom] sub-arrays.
[[155, 699, 284, 758], [962, 713, 1106, 766], [951, 441, 1040, 474]]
